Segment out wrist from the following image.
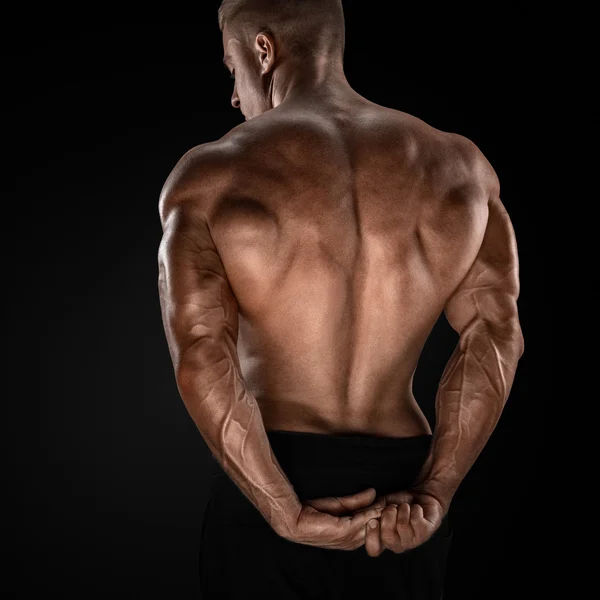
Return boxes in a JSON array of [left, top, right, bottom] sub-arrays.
[[411, 478, 455, 515], [272, 498, 302, 540]]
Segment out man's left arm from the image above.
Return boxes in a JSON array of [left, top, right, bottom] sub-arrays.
[[411, 191, 525, 509], [364, 178, 525, 556]]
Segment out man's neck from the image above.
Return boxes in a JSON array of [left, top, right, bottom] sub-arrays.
[[272, 57, 357, 107]]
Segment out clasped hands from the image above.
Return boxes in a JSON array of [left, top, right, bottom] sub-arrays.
[[280, 487, 444, 557]]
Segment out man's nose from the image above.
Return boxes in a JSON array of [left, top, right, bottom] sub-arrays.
[[231, 90, 240, 109]]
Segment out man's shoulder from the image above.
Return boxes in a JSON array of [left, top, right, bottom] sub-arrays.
[[436, 130, 500, 196], [158, 139, 238, 223], [157, 115, 298, 224], [360, 105, 500, 195]]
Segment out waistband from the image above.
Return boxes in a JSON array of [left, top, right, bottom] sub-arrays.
[[210, 429, 433, 477], [266, 429, 432, 447], [208, 429, 434, 502]]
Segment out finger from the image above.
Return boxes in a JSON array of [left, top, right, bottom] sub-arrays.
[[410, 503, 432, 542], [352, 497, 386, 520], [305, 496, 346, 515], [384, 491, 413, 506], [367, 496, 387, 511], [380, 504, 401, 551], [352, 503, 385, 524], [421, 498, 442, 527], [410, 502, 424, 524], [396, 502, 415, 548], [345, 487, 378, 511], [345, 502, 386, 550], [337, 503, 383, 533], [396, 502, 411, 528], [339, 513, 372, 551], [306, 488, 377, 516], [365, 518, 384, 557]]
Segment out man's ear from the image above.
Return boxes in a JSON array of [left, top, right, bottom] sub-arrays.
[[255, 31, 276, 75]]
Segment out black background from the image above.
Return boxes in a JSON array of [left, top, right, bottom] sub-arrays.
[[18, 4, 544, 599]]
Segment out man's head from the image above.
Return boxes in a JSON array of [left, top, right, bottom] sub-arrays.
[[218, 0, 346, 120]]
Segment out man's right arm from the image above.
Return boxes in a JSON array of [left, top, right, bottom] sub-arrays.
[[412, 188, 525, 514]]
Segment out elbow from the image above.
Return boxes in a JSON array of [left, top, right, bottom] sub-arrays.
[[461, 312, 524, 358], [516, 325, 525, 358], [504, 315, 525, 358], [175, 339, 233, 392], [489, 316, 525, 358]]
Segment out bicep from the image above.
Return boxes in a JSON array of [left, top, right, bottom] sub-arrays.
[[158, 197, 239, 377], [444, 195, 522, 340]]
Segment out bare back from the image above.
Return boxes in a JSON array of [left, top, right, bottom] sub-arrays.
[[165, 98, 494, 438]]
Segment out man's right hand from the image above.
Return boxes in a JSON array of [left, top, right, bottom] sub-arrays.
[[279, 487, 385, 550]]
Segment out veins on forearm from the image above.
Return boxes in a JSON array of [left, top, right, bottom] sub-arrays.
[[179, 342, 298, 527], [420, 322, 519, 498]]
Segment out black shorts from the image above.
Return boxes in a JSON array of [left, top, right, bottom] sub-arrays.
[[198, 429, 453, 599]]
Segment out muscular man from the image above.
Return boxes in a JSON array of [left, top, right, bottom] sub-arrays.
[[157, 1, 524, 597]]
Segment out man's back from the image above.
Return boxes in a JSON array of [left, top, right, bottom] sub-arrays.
[[163, 2, 524, 583], [164, 96, 496, 438]]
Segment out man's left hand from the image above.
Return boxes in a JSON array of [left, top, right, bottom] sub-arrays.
[[362, 490, 444, 557]]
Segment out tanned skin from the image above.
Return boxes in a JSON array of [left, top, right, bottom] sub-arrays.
[[157, 22, 524, 556]]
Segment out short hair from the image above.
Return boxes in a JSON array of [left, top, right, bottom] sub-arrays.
[[218, 0, 345, 61]]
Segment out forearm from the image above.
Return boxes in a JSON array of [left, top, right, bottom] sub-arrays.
[[413, 318, 524, 513], [176, 339, 302, 538]]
